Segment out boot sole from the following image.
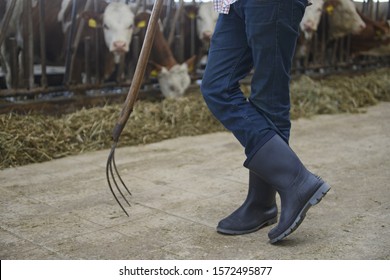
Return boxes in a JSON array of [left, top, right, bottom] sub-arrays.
[[217, 216, 277, 235], [269, 182, 331, 244]]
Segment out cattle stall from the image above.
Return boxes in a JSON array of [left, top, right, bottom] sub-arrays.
[[0, 0, 390, 114]]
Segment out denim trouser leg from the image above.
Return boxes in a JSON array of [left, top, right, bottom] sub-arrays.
[[200, 0, 306, 164]]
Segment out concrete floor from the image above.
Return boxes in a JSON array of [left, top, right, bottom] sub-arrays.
[[1, 102, 389, 260]]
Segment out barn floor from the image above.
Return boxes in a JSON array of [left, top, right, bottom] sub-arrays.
[[1, 102, 389, 260]]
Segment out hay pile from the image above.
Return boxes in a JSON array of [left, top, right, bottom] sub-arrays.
[[290, 69, 390, 118], [1, 68, 389, 169], [0, 92, 223, 169]]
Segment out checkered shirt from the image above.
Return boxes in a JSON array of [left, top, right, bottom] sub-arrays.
[[213, 0, 238, 14]]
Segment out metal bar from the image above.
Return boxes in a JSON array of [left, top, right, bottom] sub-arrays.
[[84, 36, 91, 84], [387, 0, 390, 20], [93, 0, 101, 84], [38, 0, 48, 88], [23, 0, 34, 89], [9, 37, 19, 88], [63, 0, 78, 85]]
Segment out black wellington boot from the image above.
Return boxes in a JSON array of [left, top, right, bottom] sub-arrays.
[[245, 133, 331, 243], [216, 171, 278, 235]]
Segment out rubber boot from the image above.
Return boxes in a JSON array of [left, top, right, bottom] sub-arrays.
[[245, 133, 331, 243], [216, 171, 278, 235]]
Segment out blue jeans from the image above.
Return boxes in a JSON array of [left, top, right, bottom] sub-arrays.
[[201, 0, 307, 165]]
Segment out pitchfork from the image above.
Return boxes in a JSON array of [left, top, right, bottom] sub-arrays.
[[106, 0, 164, 216]]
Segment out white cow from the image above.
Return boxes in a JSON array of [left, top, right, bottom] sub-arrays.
[[196, 1, 218, 43], [300, 0, 324, 39], [195, 2, 219, 70]]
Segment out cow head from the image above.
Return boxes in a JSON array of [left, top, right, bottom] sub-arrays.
[[325, 0, 366, 39], [157, 64, 191, 98], [300, 0, 324, 39], [83, 2, 134, 63], [151, 57, 195, 99], [196, 2, 218, 43], [103, 3, 134, 58]]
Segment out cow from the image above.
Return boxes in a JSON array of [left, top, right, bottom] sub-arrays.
[[194, 1, 218, 70], [300, 0, 324, 40], [350, 10, 390, 56], [294, 0, 325, 64], [323, 0, 366, 40], [1, 0, 136, 88], [58, 0, 134, 81], [298, 0, 366, 41], [130, 11, 194, 99], [295, 0, 367, 62], [196, 1, 218, 44], [100, 2, 135, 62]]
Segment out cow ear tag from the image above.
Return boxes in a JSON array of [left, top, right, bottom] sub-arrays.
[[188, 12, 196, 20], [137, 20, 146, 28], [325, 5, 334, 15], [88, 18, 97, 28]]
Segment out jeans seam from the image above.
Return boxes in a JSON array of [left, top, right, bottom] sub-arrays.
[[225, 46, 252, 121], [270, 3, 282, 127]]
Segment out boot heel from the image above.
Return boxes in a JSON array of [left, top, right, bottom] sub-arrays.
[[309, 182, 331, 206]]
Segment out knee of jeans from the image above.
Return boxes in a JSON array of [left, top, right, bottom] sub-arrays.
[[200, 77, 213, 99], [200, 82, 221, 112]]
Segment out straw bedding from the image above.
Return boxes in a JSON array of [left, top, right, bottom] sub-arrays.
[[1, 68, 389, 169]]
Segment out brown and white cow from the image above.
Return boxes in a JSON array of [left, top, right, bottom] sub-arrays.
[[60, 0, 136, 70], [295, 0, 367, 60], [1, 0, 135, 87], [350, 10, 390, 56], [324, 0, 366, 40], [131, 11, 194, 99], [298, 0, 366, 41], [57, 0, 134, 57]]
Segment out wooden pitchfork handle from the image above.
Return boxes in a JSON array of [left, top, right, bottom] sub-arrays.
[[111, 0, 164, 143]]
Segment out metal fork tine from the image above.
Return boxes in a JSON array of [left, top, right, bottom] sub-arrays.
[[109, 160, 131, 209], [112, 149, 132, 196], [106, 146, 130, 216], [109, 151, 131, 208]]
